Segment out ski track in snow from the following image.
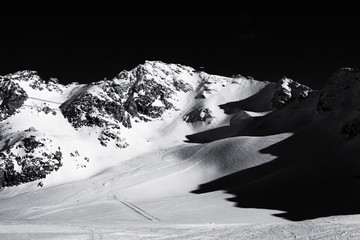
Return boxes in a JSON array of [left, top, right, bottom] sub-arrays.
[[27, 96, 63, 105], [112, 195, 161, 222]]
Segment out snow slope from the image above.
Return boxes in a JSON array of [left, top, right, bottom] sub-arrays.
[[0, 60, 276, 194], [1, 62, 360, 239]]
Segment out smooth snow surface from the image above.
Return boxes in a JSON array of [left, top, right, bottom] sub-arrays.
[[1, 216, 360, 240]]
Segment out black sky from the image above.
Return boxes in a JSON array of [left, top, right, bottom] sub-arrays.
[[1, 13, 360, 89]]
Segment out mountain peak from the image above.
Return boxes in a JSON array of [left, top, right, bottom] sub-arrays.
[[271, 77, 313, 109], [2, 70, 40, 82]]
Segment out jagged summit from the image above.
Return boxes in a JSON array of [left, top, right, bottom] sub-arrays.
[[271, 77, 313, 109], [3, 70, 64, 92], [2, 70, 40, 81], [60, 61, 200, 148], [113, 60, 197, 88]]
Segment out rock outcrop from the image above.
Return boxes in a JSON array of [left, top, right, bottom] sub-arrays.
[[4, 70, 65, 93], [0, 77, 28, 121], [0, 133, 62, 187], [183, 108, 213, 123], [271, 77, 313, 109]]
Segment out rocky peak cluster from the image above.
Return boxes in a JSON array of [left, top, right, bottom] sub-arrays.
[[61, 61, 197, 147], [271, 77, 313, 109], [3, 70, 65, 93], [116, 61, 195, 118]]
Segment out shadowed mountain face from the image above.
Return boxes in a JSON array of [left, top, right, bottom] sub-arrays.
[[192, 67, 360, 221], [185, 82, 317, 144], [192, 120, 360, 221]]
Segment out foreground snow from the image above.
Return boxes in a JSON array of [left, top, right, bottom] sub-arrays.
[[1, 215, 360, 240]]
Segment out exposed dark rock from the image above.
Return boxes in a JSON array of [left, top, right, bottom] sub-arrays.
[[271, 77, 313, 109], [183, 108, 213, 123], [124, 79, 175, 119], [173, 79, 193, 92], [62, 91, 131, 129], [195, 93, 206, 99], [69, 150, 90, 169], [98, 128, 128, 148], [25, 127, 36, 132], [42, 106, 52, 114], [54, 151, 62, 161], [3, 70, 64, 93], [0, 78, 28, 121], [0, 136, 63, 187], [342, 118, 360, 140], [23, 135, 44, 153], [0, 169, 4, 188], [317, 67, 360, 116], [61, 61, 195, 147]]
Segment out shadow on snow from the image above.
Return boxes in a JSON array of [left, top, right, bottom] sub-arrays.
[[188, 91, 360, 221]]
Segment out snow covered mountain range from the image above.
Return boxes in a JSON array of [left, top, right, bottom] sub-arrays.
[[0, 61, 313, 188], [1, 61, 360, 238]]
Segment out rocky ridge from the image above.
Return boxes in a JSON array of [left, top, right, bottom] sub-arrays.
[[271, 77, 313, 109], [61, 61, 197, 147]]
